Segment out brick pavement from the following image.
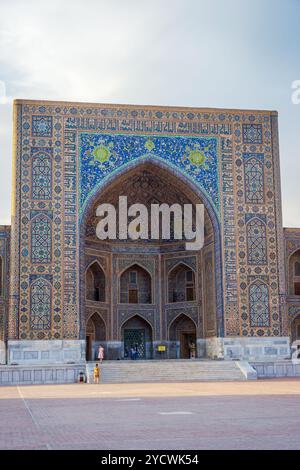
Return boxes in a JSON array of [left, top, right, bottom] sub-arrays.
[[0, 379, 300, 450]]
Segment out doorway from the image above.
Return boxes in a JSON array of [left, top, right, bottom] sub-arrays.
[[124, 328, 146, 359], [121, 315, 153, 359], [180, 332, 197, 359], [85, 313, 106, 361], [169, 314, 197, 359], [86, 334, 93, 361]]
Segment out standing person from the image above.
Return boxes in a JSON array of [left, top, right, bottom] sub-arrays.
[[93, 363, 100, 384], [189, 341, 196, 359], [134, 343, 139, 360], [98, 345, 104, 363]]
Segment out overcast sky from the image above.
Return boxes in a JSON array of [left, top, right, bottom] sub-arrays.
[[0, 0, 300, 226]]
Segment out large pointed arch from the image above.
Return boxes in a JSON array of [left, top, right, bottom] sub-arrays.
[[79, 158, 224, 339]]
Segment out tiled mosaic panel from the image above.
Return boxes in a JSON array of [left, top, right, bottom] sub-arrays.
[[234, 114, 281, 337], [8, 102, 283, 340], [0, 227, 10, 342], [243, 153, 264, 204], [79, 133, 219, 215], [31, 147, 52, 199]]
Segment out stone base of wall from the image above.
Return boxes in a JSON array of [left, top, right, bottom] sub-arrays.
[[8, 340, 86, 365], [205, 337, 225, 359], [0, 364, 86, 385], [251, 360, 300, 378], [89, 340, 209, 360], [6, 337, 291, 364], [196, 339, 206, 358], [0, 341, 6, 364], [222, 336, 290, 360]]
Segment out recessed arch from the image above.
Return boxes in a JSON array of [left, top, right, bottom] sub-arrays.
[[168, 313, 197, 359], [288, 248, 300, 295], [167, 262, 196, 303], [85, 311, 107, 361], [119, 263, 152, 304], [295, 262, 300, 276], [168, 311, 198, 334], [167, 260, 196, 276], [86, 311, 107, 340], [86, 258, 105, 273], [118, 261, 153, 280], [121, 313, 154, 360], [85, 261, 106, 302], [86, 310, 107, 331], [291, 314, 300, 349], [288, 246, 300, 261], [120, 312, 154, 331]]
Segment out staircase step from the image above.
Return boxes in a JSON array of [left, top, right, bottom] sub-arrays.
[[85, 360, 246, 383]]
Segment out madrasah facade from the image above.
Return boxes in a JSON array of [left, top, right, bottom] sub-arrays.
[[0, 100, 299, 365]]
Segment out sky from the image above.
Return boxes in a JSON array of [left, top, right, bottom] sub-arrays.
[[0, 0, 300, 226]]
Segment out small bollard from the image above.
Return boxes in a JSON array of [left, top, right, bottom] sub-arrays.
[[77, 372, 86, 383]]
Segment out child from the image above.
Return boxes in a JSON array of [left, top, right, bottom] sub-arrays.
[[93, 363, 100, 384]]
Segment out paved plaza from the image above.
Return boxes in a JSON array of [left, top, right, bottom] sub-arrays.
[[0, 379, 300, 450]]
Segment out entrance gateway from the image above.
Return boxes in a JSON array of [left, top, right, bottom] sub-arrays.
[[82, 159, 218, 361], [2, 100, 292, 366]]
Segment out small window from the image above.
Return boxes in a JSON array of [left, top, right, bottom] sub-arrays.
[[129, 288, 138, 303], [297, 324, 300, 339], [186, 286, 195, 301], [295, 262, 300, 277], [294, 282, 300, 295], [186, 270, 193, 283], [94, 287, 100, 302], [130, 271, 137, 284]]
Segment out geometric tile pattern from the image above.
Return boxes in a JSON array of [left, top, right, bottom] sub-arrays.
[[242, 124, 263, 144], [79, 133, 219, 215], [32, 115, 53, 137], [246, 216, 267, 265], [243, 153, 264, 204], [249, 280, 270, 327], [30, 278, 51, 330], [31, 214, 52, 264], [32, 149, 52, 200]]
